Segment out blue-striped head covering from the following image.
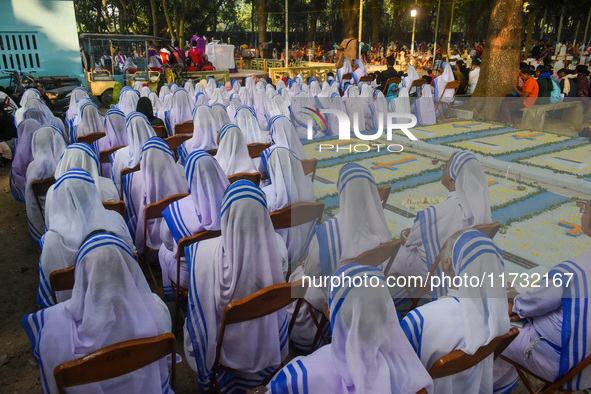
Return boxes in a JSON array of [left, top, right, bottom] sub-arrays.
[[219, 123, 239, 141], [59, 143, 100, 169], [337, 163, 376, 194], [191, 103, 209, 118], [53, 168, 94, 191], [220, 180, 267, 218], [105, 108, 125, 118], [185, 150, 214, 190], [75, 231, 134, 268], [268, 114, 288, 131], [125, 111, 151, 129], [451, 229, 504, 276], [235, 105, 257, 118], [140, 137, 172, 160], [449, 150, 478, 181]]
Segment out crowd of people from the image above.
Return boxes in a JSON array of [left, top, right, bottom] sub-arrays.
[[2, 54, 590, 393]]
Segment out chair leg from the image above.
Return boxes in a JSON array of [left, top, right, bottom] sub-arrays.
[[515, 366, 537, 394]]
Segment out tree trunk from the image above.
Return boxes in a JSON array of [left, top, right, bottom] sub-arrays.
[[257, 0, 268, 44], [341, 0, 360, 38], [178, 0, 189, 46], [150, 0, 159, 36], [466, 0, 490, 44], [524, 9, 535, 59], [162, 0, 176, 42], [371, 0, 380, 44], [466, 0, 523, 120], [308, 13, 318, 47]]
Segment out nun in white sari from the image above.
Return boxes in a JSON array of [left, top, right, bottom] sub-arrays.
[[402, 65, 421, 95], [390, 151, 492, 299], [234, 106, 270, 143], [269, 115, 306, 159], [165, 88, 193, 136], [54, 143, 119, 202], [9, 118, 41, 203], [414, 84, 436, 126], [97, 108, 128, 178], [433, 62, 455, 111], [23, 232, 173, 394], [267, 264, 434, 394], [194, 92, 208, 106], [210, 103, 231, 129], [226, 96, 242, 121], [389, 86, 412, 120], [65, 87, 89, 130], [337, 58, 353, 90], [148, 91, 162, 114], [205, 78, 217, 99], [25, 126, 67, 243], [159, 84, 170, 100], [214, 124, 258, 177], [370, 89, 389, 130], [110, 112, 156, 195], [117, 86, 140, 116], [70, 101, 104, 143], [159, 150, 229, 300], [208, 86, 229, 107], [261, 147, 316, 264], [401, 229, 509, 394], [270, 94, 291, 119], [289, 163, 391, 351], [253, 89, 273, 130], [156, 93, 173, 123], [351, 59, 368, 85], [177, 105, 220, 165], [183, 180, 288, 392], [122, 137, 188, 251], [238, 86, 254, 108], [37, 169, 134, 307]]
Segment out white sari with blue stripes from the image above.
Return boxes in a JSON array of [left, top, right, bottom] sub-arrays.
[[183, 180, 288, 393], [24, 232, 172, 394], [401, 230, 509, 394], [177, 105, 220, 166], [37, 169, 134, 308], [70, 101, 104, 144], [268, 264, 433, 393]]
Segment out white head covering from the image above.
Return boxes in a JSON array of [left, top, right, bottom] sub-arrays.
[[226, 97, 242, 122], [253, 89, 273, 130], [65, 87, 89, 127], [448, 151, 492, 226], [210, 103, 231, 128], [169, 83, 179, 93], [124, 137, 188, 251], [9, 118, 41, 203], [232, 79, 241, 93], [415, 84, 436, 126], [71, 101, 104, 143], [205, 78, 217, 98], [238, 86, 254, 108], [270, 94, 291, 119], [208, 86, 229, 107], [352, 59, 368, 85], [149, 54, 163, 69], [25, 126, 67, 242], [389, 86, 411, 115], [157, 93, 173, 122], [110, 112, 156, 194], [24, 232, 172, 394], [123, 57, 137, 73], [118, 86, 140, 116], [140, 85, 152, 98], [265, 84, 276, 99], [370, 89, 388, 130], [159, 84, 170, 100], [403, 65, 420, 93], [37, 169, 134, 307], [194, 81, 207, 98], [337, 59, 353, 90], [166, 88, 193, 135], [184, 80, 195, 97], [305, 163, 391, 279], [55, 143, 118, 202], [268, 115, 306, 159], [215, 124, 258, 176], [434, 62, 455, 103], [184, 180, 288, 391], [234, 106, 270, 143], [19, 88, 40, 107], [98, 108, 128, 167], [309, 80, 322, 96], [194, 92, 207, 106], [177, 105, 220, 164], [147, 91, 162, 114]]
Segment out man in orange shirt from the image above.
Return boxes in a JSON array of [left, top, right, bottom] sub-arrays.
[[497, 66, 539, 126]]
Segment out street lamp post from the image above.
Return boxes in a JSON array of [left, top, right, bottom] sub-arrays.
[[410, 8, 417, 65]]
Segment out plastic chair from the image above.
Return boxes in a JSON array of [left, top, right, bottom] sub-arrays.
[[54, 333, 176, 394], [77, 132, 106, 146], [143, 193, 190, 291], [300, 159, 318, 182], [429, 328, 519, 380]]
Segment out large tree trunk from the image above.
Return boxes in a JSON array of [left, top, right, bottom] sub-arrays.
[[341, 0, 360, 38], [371, 0, 380, 44], [150, 0, 159, 36], [466, 0, 523, 120], [257, 0, 268, 44]]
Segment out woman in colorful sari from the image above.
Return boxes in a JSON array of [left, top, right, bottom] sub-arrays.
[[183, 180, 288, 392], [37, 169, 133, 307], [23, 232, 173, 394]]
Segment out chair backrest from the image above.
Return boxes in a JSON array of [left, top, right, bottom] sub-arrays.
[[206, 149, 218, 156], [437, 80, 461, 103], [359, 75, 374, 82], [77, 132, 106, 146], [49, 265, 75, 304], [270, 202, 325, 230], [228, 172, 261, 185], [54, 333, 176, 394], [247, 143, 272, 159], [386, 77, 402, 87], [152, 125, 167, 139], [99, 145, 125, 165], [300, 158, 318, 182], [472, 222, 501, 239], [32, 177, 56, 200], [341, 240, 401, 274], [120, 163, 140, 198], [342, 73, 353, 81], [177, 229, 223, 260], [428, 328, 519, 379], [377, 185, 391, 208], [174, 120, 193, 135], [144, 193, 190, 253], [410, 79, 428, 89], [102, 201, 126, 218], [164, 135, 191, 153]]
